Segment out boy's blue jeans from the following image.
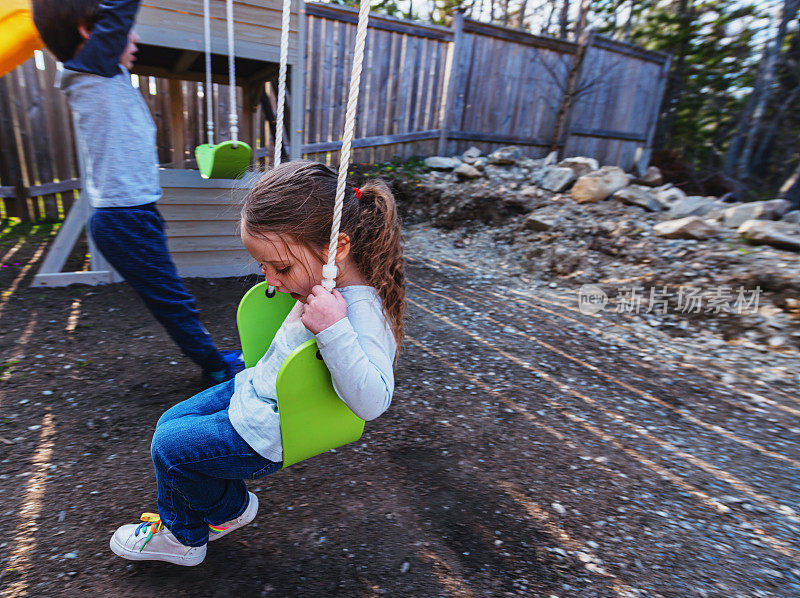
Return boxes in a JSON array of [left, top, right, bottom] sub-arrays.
[[151, 379, 282, 546], [88, 204, 227, 373]]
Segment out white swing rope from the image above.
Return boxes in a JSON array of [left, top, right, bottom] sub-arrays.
[[270, 1, 370, 293], [226, 0, 239, 147], [265, 0, 292, 297], [273, 0, 292, 166], [321, 0, 371, 292], [203, 0, 214, 146]]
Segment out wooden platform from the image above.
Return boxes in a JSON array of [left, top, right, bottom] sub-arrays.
[[31, 170, 263, 287]]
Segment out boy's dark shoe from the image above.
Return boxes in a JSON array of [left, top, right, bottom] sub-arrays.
[[204, 350, 245, 386]]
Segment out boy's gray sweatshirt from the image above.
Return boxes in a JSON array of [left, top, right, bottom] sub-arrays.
[[58, 66, 162, 208]]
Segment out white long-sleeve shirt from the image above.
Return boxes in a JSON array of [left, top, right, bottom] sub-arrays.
[[228, 285, 396, 462]]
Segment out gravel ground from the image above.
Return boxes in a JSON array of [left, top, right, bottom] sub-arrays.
[[0, 221, 799, 597]]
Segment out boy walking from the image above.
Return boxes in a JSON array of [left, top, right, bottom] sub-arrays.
[[32, 0, 243, 384]]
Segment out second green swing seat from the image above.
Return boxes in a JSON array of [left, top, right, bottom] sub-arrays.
[[195, 140, 253, 179], [236, 281, 366, 468]]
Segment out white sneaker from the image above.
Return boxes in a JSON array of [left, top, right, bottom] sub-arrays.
[[110, 513, 206, 566], [208, 491, 259, 542]]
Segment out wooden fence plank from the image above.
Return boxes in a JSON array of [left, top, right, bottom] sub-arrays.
[[0, 77, 28, 220], [23, 60, 58, 219], [9, 68, 40, 220], [41, 53, 78, 215], [319, 17, 335, 149]]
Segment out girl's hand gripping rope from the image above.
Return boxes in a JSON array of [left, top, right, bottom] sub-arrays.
[[301, 285, 348, 334]]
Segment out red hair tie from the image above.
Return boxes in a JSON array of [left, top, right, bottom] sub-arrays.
[[354, 187, 361, 200]]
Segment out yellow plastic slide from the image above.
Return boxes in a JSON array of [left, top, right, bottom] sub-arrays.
[[0, 0, 42, 78]]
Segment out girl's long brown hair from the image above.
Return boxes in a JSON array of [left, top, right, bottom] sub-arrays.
[[241, 160, 406, 358]]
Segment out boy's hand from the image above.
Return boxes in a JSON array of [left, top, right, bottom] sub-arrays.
[[301, 285, 347, 334]]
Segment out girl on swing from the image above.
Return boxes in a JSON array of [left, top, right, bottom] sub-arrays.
[[110, 161, 406, 565]]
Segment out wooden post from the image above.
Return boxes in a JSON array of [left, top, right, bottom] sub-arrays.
[[290, 0, 307, 161], [0, 77, 30, 221], [550, 28, 594, 160], [241, 82, 263, 166], [438, 11, 464, 157], [22, 61, 58, 220], [635, 53, 672, 176], [168, 79, 186, 168]]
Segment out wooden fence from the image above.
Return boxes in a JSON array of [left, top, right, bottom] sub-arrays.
[[0, 3, 669, 222]]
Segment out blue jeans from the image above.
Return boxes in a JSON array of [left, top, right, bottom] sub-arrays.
[[151, 379, 282, 546], [89, 204, 227, 373]]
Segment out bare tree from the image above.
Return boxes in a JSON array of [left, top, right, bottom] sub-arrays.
[[551, 19, 595, 155], [558, 0, 570, 38], [543, 0, 558, 34], [623, 0, 637, 41], [654, 0, 693, 150], [518, 0, 530, 28], [780, 158, 800, 208], [724, 0, 800, 184], [573, 0, 591, 41], [752, 80, 800, 172]]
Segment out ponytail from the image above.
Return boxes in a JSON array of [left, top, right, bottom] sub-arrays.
[[350, 179, 406, 359]]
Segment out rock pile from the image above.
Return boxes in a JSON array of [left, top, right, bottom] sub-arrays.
[[422, 147, 800, 249], [404, 147, 800, 350]]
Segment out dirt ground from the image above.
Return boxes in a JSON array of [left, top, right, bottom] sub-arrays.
[[1, 220, 799, 598]]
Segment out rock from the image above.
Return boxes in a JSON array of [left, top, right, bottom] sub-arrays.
[[652, 184, 687, 208], [473, 157, 488, 171], [781, 210, 800, 224], [425, 156, 462, 170], [557, 157, 599, 178], [570, 166, 630, 203], [654, 216, 720, 239], [454, 163, 482, 180], [524, 215, 559, 231], [668, 196, 724, 219], [704, 204, 740, 222], [613, 185, 662, 212], [519, 185, 542, 198], [723, 199, 793, 228], [543, 150, 558, 166], [632, 165, 664, 187], [737, 220, 800, 251], [461, 146, 482, 163], [519, 158, 544, 170], [528, 167, 549, 186], [767, 335, 790, 348], [488, 146, 522, 165], [541, 167, 576, 193], [483, 165, 507, 182]]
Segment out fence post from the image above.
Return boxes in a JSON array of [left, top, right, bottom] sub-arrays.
[[168, 79, 186, 168], [291, 0, 307, 161], [438, 11, 464, 157], [0, 77, 30, 221], [634, 52, 672, 176], [550, 28, 594, 159]]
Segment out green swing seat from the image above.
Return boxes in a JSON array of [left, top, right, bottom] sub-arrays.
[[236, 281, 365, 468], [195, 140, 253, 179]]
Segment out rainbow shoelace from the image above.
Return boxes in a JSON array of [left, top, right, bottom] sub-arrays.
[[133, 513, 229, 548], [208, 523, 230, 535], [134, 513, 165, 551]]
